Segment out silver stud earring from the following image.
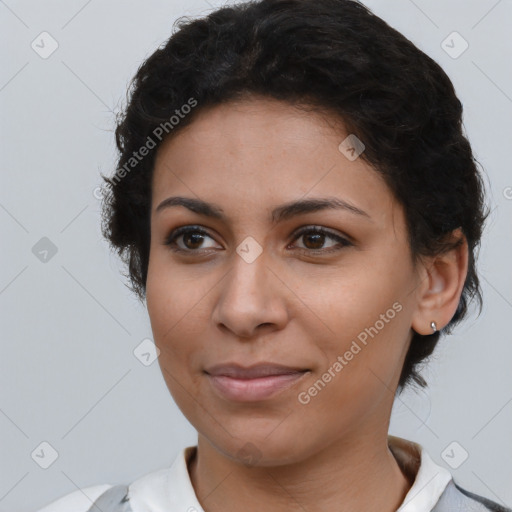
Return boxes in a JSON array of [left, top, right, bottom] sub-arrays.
[[430, 321, 437, 334]]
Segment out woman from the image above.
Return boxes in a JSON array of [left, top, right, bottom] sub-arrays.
[[37, 0, 511, 510]]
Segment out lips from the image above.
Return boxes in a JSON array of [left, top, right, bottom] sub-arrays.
[[204, 363, 308, 379], [204, 363, 310, 402]]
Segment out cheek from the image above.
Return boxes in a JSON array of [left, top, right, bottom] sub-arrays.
[[146, 256, 213, 371], [146, 256, 188, 365], [297, 307, 409, 435], [146, 249, 198, 332], [146, 269, 205, 413], [312, 260, 410, 338], [306, 263, 413, 399]]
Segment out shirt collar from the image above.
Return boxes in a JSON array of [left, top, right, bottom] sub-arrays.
[[127, 435, 452, 512], [389, 435, 452, 512]]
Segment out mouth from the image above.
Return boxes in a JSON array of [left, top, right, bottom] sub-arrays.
[[204, 363, 310, 402]]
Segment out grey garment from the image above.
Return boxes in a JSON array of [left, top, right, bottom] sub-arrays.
[[85, 485, 133, 512], [86, 480, 512, 512], [432, 480, 512, 512]]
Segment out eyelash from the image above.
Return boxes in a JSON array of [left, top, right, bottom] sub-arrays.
[[163, 225, 353, 255]]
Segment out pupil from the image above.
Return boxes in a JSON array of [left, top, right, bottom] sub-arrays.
[[305, 233, 324, 249], [184, 232, 203, 249]]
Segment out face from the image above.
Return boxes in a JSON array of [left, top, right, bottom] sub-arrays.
[[146, 96, 423, 466]]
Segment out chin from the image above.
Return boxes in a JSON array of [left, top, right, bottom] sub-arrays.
[[203, 427, 311, 468]]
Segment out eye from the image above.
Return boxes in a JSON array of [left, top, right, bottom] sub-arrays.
[[163, 225, 220, 253], [289, 226, 352, 253], [163, 225, 352, 255]]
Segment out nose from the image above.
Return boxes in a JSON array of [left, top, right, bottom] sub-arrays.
[[211, 249, 289, 339]]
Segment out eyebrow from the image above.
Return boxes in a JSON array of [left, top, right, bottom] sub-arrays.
[[155, 196, 372, 223]]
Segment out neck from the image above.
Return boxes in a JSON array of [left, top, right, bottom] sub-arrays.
[[188, 431, 412, 512]]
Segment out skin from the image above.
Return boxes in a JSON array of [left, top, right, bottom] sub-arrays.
[[145, 96, 468, 512]]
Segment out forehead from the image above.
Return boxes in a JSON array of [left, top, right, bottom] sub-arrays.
[[151, 97, 397, 223], [156, 97, 344, 164]]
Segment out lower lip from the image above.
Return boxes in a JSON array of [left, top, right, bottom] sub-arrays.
[[206, 372, 309, 402]]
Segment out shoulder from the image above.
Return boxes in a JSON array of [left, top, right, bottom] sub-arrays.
[[433, 480, 512, 512], [33, 446, 196, 512], [35, 484, 114, 512]]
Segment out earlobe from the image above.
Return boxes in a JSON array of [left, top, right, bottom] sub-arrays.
[[411, 229, 469, 336]]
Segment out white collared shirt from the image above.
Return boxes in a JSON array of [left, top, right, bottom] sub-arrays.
[[37, 435, 453, 511]]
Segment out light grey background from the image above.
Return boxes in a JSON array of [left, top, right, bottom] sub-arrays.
[[1, 0, 511, 510]]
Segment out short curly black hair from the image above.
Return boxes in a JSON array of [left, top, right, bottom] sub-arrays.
[[101, 0, 488, 393]]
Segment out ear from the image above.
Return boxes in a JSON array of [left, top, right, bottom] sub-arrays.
[[411, 229, 469, 335]]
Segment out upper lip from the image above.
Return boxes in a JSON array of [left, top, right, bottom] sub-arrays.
[[205, 363, 309, 379]]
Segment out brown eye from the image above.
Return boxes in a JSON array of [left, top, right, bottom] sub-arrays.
[[163, 225, 351, 255], [302, 231, 326, 250], [291, 227, 352, 253], [164, 226, 219, 252], [181, 231, 206, 250]]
